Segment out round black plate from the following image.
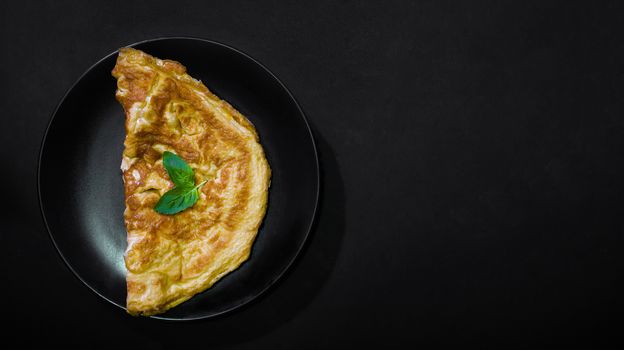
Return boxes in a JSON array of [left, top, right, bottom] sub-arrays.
[[38, 38, 319, 320]]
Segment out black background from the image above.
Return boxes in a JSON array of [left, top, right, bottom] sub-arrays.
[[2, 0, 624, 346]]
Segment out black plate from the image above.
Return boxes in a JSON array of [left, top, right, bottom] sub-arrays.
[[38, 37, 319, 320]]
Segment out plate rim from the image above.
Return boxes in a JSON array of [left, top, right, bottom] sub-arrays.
[[37, 36, 320, 321]]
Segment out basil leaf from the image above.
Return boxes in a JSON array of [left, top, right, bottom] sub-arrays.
[[162, 151, 195, 187], [154, 181, 207, 215], [154, 151, 208, 215]]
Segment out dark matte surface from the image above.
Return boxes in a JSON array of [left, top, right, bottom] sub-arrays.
[[38, 38, 319, 320], [2, 0, 624, 346]]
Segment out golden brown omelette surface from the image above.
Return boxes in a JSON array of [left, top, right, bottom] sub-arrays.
[[112, 48, 271, 316]]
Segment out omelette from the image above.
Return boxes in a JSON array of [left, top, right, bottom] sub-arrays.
[[112, 48, 271, 316]]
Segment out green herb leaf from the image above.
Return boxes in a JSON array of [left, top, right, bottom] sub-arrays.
[[162, 151, 195, 187], [154, 151, 208, 215]]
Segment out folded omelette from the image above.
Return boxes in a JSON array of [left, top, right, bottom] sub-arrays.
[[112, 48, 271, 316]]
